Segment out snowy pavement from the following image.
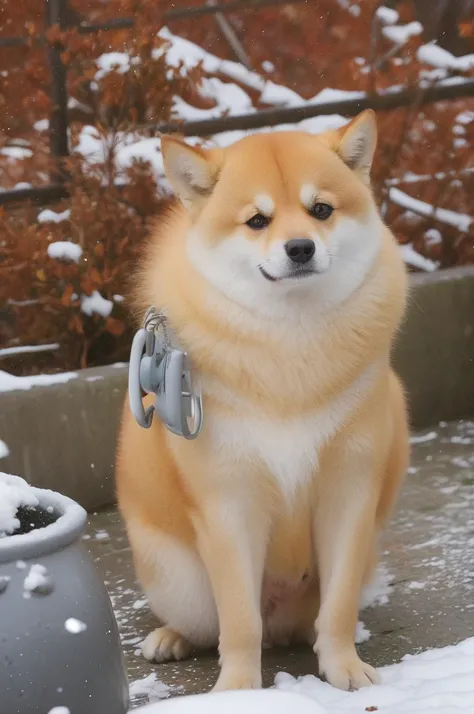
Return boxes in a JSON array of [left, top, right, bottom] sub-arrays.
[[85, 419, 474, 709]]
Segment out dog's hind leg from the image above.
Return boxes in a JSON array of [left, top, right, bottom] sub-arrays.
[[128, 522, 219, 662]]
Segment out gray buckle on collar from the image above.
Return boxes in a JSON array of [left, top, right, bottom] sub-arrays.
[[128, 307, 203, 439]]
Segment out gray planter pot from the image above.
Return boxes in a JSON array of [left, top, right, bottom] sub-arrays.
[[0, 483, 129, 714]]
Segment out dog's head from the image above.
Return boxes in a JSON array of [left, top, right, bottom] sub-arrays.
[[161, 111, 383, 316]]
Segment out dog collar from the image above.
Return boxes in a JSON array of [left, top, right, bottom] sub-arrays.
[[128, 306, 203, 439]]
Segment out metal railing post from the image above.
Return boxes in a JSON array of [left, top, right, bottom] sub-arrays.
[[45, 0, 70, 183]]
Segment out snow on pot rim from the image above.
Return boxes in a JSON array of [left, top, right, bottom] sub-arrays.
[[0, 473, 87, 563]]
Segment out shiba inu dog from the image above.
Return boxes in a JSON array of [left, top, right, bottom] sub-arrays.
[[116, 110, 409, 692]]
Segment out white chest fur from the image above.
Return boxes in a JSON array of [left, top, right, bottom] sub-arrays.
[[203, 362, 379, 501]]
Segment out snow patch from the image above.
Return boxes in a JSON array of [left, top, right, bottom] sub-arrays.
[[424, 228, 442, 246], [132, 597, 148, 610], [355, 620, 371, 643], [95, 51, 133, 79], [0, 343, 59, 359], [410, 431, 438, 444], [360, 564, 393, 608], [262, 60, 275, 73], [390, 187, 472, 232], [24, 563, 52, 594], [376, 6, 399, 25], [34, 119, 49, 132], [38, 208, 71, 224], [382, 21, 423, 45], [275, 637, 474, 713], [129, 672, 174, 703], [0, 370, 77, 393], [399, 243, 439, 272], [0, 473, 39, 537], [81, 291, 113, 318], [64, 618, 87, 634], [47, 241, 83, 263], [198, 76, 254, 113], [94, 529, 109, 540], [0, 440, 10, 459], [417, 43, 474, 72], [260, 81, 304, 107], [311, 87, 365, 105], [116, 137, 163, 180], [1, 146, 33, 160], [456, 111, 474, 125]]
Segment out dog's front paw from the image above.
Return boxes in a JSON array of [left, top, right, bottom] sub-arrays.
[[315, 641, 380, 691], [212, 663, 262, 692]]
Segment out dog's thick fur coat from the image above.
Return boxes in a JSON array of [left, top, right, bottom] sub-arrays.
[[116, 111, 409, 692]]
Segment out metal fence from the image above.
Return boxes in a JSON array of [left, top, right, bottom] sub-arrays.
[[2, 0, 474, 207]]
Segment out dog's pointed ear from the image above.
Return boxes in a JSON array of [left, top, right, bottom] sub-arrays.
[[161, 136, 223, 210], [334, 110, 377, 183]]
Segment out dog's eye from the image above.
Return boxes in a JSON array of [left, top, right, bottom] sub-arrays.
[[246, 213, 270, 230], [309, 203, 333, 221]]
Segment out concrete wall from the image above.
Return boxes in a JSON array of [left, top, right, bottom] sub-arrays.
[[394, 266, 474, 426], [1, 266, 473, 511]]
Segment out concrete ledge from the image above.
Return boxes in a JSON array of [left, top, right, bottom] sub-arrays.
[[1, 266, 473, 511], [394, 266, 474, 426]]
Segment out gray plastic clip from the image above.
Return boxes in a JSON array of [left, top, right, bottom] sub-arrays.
[[128, 308, 203, 439]]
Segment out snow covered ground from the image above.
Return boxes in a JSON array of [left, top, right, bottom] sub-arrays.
[[275, 638, 474, 713], [127, 638, 474, 713], [130, 639, 474, 713]]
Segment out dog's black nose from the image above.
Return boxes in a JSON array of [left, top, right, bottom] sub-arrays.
[[284, 238, 315, 264]]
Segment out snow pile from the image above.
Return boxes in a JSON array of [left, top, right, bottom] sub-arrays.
[[132, 645, 474, 714], [456, 111, 474, 125], [360, 564, 394, 608], [47, 241, 83, 263], [64, 617, 87, 634], [382, 21, 423, 45], [81, 290, 113, 318], [38, 208, 71, 224], [0, 370, 77, 393], [23, 563, 53, 595], [95, 51, 136, 80], [425, 228, 442, 246], [1, 146, 33, 160], [0, 439, 10, 459], [130, 672, 176, 704], [0, 473, 39, 537], [417, 43, 474, 72], [275, 637, 474, 713], [376, 6, 399, 26], [355, 620, 371, 643]]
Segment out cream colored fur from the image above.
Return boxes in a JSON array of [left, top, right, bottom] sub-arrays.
[[116, 110, 410, 693]]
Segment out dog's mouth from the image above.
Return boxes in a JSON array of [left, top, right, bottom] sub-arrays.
[[259, 266, 316, 282]]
